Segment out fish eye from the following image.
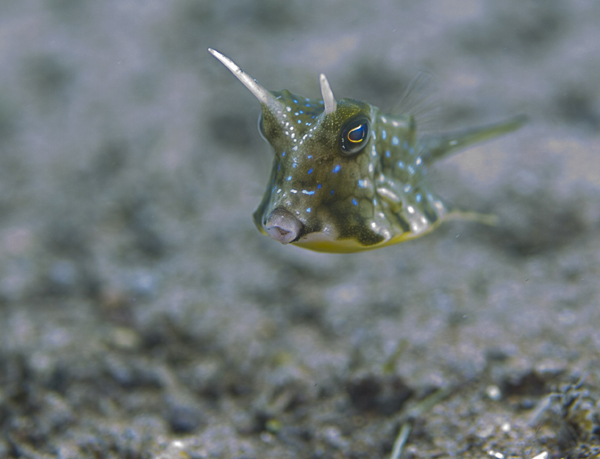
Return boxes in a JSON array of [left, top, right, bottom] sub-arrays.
[[340, 118, 370, 155]]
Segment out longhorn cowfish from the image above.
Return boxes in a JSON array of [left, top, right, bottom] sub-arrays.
[[208, 48, 525, 254]]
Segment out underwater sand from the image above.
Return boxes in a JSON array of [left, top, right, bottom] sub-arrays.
[[0, 1, 599, 457]]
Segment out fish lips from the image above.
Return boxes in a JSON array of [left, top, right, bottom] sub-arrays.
[[261, 207, 304, 244]]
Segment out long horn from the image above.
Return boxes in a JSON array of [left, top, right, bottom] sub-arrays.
[[208, 48, 283, 112], [319, 73, 337, 115]]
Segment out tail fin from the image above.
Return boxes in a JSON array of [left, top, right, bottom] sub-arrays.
[[420, 114, 527, 165]]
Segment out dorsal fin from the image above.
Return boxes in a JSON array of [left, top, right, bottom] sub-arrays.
[[393, 71, 440, 133]]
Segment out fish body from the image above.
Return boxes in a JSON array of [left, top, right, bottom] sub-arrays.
[[208, 48, 525, 253]]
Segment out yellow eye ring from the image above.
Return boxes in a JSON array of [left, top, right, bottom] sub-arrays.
[[347, 124, 366, 143], [340, 118, 370, 155]]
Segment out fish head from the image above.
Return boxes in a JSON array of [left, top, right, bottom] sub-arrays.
[[254, 92, 386, 252]]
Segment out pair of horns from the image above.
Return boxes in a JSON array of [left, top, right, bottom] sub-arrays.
[[208, 48, 337, 115]]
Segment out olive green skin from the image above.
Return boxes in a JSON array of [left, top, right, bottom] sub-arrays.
[[252, 89, 447, 252]]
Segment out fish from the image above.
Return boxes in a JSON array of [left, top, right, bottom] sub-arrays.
[[208, 48, 526, 253]]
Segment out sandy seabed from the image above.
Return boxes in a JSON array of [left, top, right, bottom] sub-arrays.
[[0, 1, 599, 458]]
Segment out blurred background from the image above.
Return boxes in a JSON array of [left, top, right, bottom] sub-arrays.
[[0, 1, 599, 458]]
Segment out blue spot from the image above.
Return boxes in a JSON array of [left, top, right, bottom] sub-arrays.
[[408, 165, 415, 175], [332, 165, 341, 173], [330, 190, 334, 195], [373, 198, 377, 205], [303, 190, 315, 195], [306, 104, 312, 107], [392, 136, 399, 146], [299, 110, 304, 114], [404, 184, 411, 193], [282, 151, 286, 157], [385, 150, 391, 158], [293, 163, 298, 168], [409, 147, 415, 154], [416, 193, 422, 202], [403, 141, 408, 149], [293, 99, 298, 103], [295, 112, 299, 116], [298, 120, 301, 124], [317, 184, 322, 189], [287, 176, 292, 181], [278, 164, 281, 171], [398, 161, 405, 169], [306, 207, 311, 213], [352, 198, 358, 206], [382, 130, 387, 139], [308, 168, 313, 174], [311, 115, 316, 119], [307, 155, 312, 159]]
